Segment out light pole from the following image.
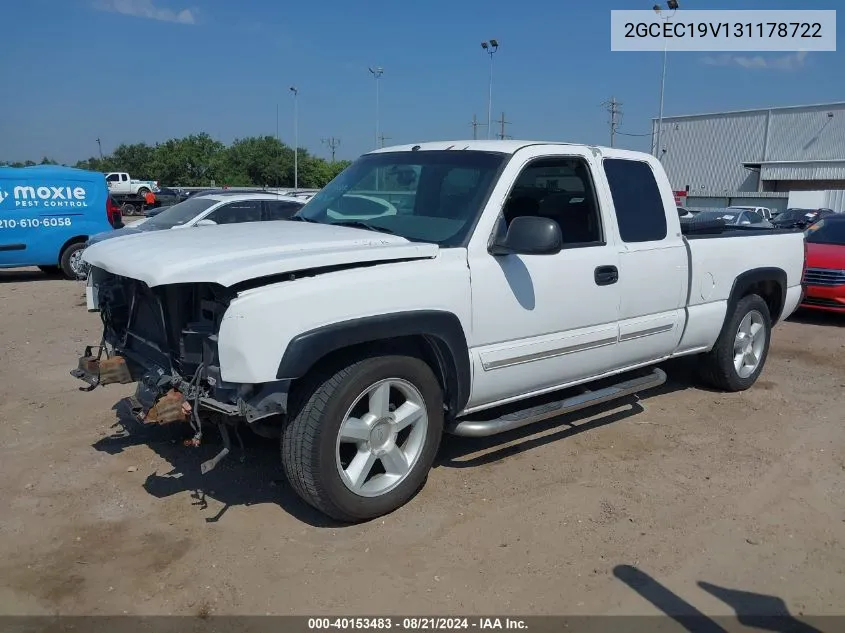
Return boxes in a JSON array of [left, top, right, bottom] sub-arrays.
[[653, 1, 678, 159], [368, 67, 384, 149], [96, 138, 103, 160], [290, 86, 298, 191], [480, 39, 499, 140]]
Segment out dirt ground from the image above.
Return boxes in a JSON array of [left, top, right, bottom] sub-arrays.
[[0, 268, 843, 618]]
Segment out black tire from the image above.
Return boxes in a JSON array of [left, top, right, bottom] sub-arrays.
[[59, 242, 86, 280], [137, 187, 150, 197], [38, 265, 61, 276], [698, 294, 772, 392], [121, 203, 137, 216], [282, 354, 444, 522]]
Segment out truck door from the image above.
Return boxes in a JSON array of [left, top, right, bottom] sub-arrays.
[[105, 173, 120, 195], [466, 147, 621, 409], [601, 157, 687, 365]]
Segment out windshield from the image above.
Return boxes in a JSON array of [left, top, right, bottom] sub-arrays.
[[143, 197, 217, 229], [806, 218, 845, 245], [295, 150, 506, 246]]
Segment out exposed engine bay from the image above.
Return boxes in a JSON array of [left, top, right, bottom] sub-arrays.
[[72, 268, 293, 470]]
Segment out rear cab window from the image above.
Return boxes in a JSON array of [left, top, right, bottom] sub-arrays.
[[602, 159, 667, 243]]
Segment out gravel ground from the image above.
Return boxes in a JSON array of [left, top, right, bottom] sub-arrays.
[[0, 268, 843, 618]]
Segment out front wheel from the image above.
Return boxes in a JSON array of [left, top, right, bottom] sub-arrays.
[[698, 294, 772, 391], [282, 355, 444, 522]]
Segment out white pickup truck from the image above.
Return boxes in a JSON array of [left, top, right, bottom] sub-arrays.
[[105, 172, 159, 197], [73, 140, 806, 522]]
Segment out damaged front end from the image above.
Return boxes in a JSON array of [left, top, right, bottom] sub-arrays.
[[71, 267, 291, 472]]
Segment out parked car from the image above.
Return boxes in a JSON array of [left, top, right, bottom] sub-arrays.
[[76, 192, 306, 278], [692, 208, 773, 228], [772, 208, 836, 229], [800, 215, 845, 313], [727, 205, 774, 221], [149, 186, 182, 207], [0, 165, 121, 278], [73, 139, 805, 522]]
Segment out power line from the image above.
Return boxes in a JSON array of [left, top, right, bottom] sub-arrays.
[[601, 96, 622, 147], [470, 114, 487, 140], [495, 112, 511, 140], [321, 137, 340, 162]]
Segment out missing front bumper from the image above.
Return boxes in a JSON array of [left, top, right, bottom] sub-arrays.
[[70, 346, 292, 428], [69, 346, 134, 390]]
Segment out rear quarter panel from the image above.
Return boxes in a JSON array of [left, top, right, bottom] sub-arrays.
[[0, 167, 111, 267], [676, 231, 805, 354]]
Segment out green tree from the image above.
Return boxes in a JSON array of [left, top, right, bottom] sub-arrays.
[[8, 133, 351, 187], [155, 133, 226, 186]]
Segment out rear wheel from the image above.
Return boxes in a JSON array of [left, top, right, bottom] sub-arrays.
[[137, 187, 150, 197], [281, 354, 443, 522], [59, 242, 86, 280], [121, 202, 137, 216], [698, 294, 771, 392]]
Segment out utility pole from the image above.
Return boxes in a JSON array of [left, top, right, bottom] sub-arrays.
[[653, 1, 680, 158], [495, 112, 511, 140], [470, 114, 486, 140], [322, 137, 340, 162], [378, 133, 391, 149], [96, 138, 103, 160], [602, 96, 622, 147], [480, 40, 499, 140], [369, 66, 384, 149], [289, 86, 298, 191]]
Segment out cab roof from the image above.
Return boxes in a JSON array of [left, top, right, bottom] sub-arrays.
[[367, 139, 648, 160]]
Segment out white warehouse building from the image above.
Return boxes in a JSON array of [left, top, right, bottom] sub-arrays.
[[651, 101, 845, 212]]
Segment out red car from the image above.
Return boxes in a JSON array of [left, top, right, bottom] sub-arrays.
[[801, 215, 845, 313]]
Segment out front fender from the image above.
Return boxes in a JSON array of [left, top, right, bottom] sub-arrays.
[[216, 253, 472, 385]]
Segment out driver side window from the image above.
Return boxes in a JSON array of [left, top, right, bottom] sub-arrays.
[[502, 157, 603, 247]]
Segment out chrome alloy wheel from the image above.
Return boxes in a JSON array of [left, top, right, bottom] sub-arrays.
[[335, 378, 428, 498], [733, 309, 766, 378]]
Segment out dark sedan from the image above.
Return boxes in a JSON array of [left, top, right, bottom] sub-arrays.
[[772, 208, 836, 229]]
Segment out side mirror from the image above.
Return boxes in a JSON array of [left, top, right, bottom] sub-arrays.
[[195, 219, 217, 226], [490, 216, 562, 256]]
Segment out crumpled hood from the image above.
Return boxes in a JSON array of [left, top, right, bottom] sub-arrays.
[[82, 221, 439, 287]]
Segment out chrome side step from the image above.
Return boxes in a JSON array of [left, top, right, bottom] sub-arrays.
[[447, 368, 667, 438]]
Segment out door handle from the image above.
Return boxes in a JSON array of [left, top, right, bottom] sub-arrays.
[[594, 265, 619, 286]]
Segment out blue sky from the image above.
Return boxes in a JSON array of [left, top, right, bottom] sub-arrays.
[[1, 0, 842, 164]]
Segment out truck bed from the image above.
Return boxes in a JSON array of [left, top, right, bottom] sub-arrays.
[[674, 227, 805, 356]]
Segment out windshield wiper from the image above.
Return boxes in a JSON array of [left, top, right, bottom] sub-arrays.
[[331, 220, 396, 235]]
